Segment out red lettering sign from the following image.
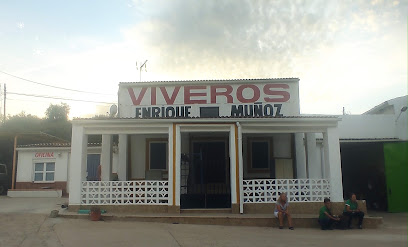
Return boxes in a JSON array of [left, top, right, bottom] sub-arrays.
[[35, 152, 54, 158], [184, 86, 207, 104], [210, 85, 233, 103], [263, 84, 290, 102], [151, 87, 156, 105], [127, 84, 291, 105], [160, 86, 181, 104], [236, 85, 260, 103], [128, 87, 147, 105]]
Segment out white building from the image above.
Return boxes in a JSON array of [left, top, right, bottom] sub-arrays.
[[337, 95, 407, 212], [68, 78, 344, 213], [10, 143, 118, 198]]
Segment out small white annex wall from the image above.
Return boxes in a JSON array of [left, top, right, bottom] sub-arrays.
[[16, 149, 70, 183]]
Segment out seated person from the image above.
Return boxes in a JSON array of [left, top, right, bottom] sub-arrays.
[[274, 192, 294, 230], [318, 198, 340, 230], [343, 193, 364, 229]]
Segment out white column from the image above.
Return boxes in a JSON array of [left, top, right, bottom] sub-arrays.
[[101, 134, 113, 181], [229, 125, 237, 204], [168, 125, 174, 206], [306, 133, 320, 178], [294, 133, 307, 178], [69, 125, 88, 205], [323, 127, 343, 202], [118, 134, 128, 181], [237, 123, 244, 214], [175, 125, 181, 206]]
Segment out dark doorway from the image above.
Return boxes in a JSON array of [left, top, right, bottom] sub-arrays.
[[180, 141, 231, 209], [340, 142, 387, 211], [87, 154, 101, 181]]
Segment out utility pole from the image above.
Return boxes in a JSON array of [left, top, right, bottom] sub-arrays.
[[3, 84, 6, 123], [0, 84, 2, 123]]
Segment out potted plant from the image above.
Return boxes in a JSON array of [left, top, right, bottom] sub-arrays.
[[90, 206, 102, 221]]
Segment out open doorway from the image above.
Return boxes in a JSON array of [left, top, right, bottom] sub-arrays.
[[180, 139, 231, 209]]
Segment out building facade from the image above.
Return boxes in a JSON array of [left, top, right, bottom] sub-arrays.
[[337, 95, 407, 212], [11, 143, 118, 197], [68, 78, 344, 213]]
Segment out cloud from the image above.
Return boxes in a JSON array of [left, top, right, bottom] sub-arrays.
[[3, 0, 407, 117], [121, 0, 407, 114], [124, 0, 405, 80]]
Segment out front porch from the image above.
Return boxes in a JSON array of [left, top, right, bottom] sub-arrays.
[[69, 117, 344, 213]]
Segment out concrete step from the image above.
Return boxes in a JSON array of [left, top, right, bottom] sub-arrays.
[[181, 208, 232, 214], [58, 210, 382, 229]]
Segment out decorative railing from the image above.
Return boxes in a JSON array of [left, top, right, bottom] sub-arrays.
[[81, 181, 169, 205], [243, 179, 330, 203]]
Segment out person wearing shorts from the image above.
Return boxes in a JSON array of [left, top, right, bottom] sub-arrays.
[[274, 192, 294, 230]]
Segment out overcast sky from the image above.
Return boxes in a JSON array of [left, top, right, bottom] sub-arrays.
[[0, 0, 406, 118]]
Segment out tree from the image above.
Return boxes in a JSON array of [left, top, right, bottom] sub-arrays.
[[2, 112, 42, 132], [45, 103, 70, 121]]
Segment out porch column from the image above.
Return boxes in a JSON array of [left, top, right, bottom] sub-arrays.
[[168, 125, 174, 206], [294, 133, 307, 178], [118, 134, 128, 181], [101, 134, 113, 181], [306, 133, 320, 178], [174, 125, 181, 206], [236, 123, 244, 214], [229, 125, 237, 207], [69, 125, 88, 205], [323, 127, 343, 202]]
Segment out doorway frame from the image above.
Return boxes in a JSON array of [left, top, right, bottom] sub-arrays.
[[183, 137, 231, 209], [172, 123, 240, 211]]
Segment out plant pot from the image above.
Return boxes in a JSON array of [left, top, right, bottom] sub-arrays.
[[90, 211, 102, 221]]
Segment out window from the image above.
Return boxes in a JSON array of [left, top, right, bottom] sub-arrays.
[[147, 140, 168, 170], [247, 138, 273, 173], [34, 162, 55, 182], [200, 107, 219, 118], [251, 141, 269, 169]]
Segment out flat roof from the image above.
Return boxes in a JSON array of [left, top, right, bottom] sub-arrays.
[[119, 78, 300, 86]]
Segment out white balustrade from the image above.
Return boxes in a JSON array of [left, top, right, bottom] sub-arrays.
[[243, 179, 330, 203], [81, 181, 169, 205]]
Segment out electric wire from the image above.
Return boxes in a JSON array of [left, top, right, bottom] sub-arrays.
[[0, 70, 115, 96], [8, 92, 114, 104]]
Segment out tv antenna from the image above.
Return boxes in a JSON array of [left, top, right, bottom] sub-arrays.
[[136, 60, 148, 82]]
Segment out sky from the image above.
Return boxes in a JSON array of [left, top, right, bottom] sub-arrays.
[[0, 0, 406, 119]]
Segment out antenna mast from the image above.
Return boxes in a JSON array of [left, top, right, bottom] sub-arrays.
[[137, 60, 148, 82]]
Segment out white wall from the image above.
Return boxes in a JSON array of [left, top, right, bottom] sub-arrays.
[[118, 79, 300, 118], [130, 134, 168, 179], [243, 133, 292, 179], [360, 95, 408, 141], [17, 147, 119, 184], [16, 149, 70, 182], [389, 96, 408, 141], [338, 115, 396, 139]]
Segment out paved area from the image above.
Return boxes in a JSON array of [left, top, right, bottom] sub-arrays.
[[0, 196, 407, 247]]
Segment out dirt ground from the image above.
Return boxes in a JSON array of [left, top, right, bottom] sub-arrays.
[[0, 196, 406, 247]]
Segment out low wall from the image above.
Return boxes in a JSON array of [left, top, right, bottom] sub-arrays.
[[68, 205, 170, 214], [15, 181, 68, 196], [244, 201, 367, 215]]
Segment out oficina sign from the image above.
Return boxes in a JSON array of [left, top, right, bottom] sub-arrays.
[[35, 152, 54, 158], [118, 79, 300, 119]]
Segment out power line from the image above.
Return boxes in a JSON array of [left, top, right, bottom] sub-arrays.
[[7, 97, 72, 104], [8, 92, 115, 104], [0, 70, 115, 96]]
